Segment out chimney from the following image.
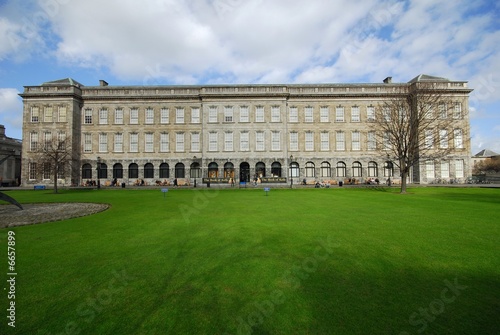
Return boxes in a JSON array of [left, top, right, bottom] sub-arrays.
[[99, 80, 108, 87], [383, 77, 392, 84], [0, 124, 5, 138]]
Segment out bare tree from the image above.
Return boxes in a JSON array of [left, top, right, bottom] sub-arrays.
[[473, 157, 500, 175], [369, 83, 468, 193], [35, 133, 72, 193]]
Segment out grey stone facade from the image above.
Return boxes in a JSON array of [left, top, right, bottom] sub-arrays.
[[20, 75, 472, 186]]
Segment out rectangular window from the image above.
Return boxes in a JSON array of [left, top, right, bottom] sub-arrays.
[[441, 161, 450, 178], [367, 106, 375, 121], [209, 106, 218, 123], [176, 108, 184, 124], [271, 106, 280, 122], [57, 132, 66, 150], [44, 131, 52, 150], [453, 102, 462, 119], [114, 133, 123, 152], [271, 131, 280, 151], [438, 103, 447, 119], [290, 132, 298, 151], [239, 106, 249, 122], [31, 107, 39, 122], [43, 162, 51, 180], [145, 133, 154, 152], [224, 106, 233, 122], [209, 132, 218, 151], [176, 133, 185, 152], [335, 107, 344, 122], [160, 133, 169, 152], [425, 130, 434, 149], [305, 132, 314, 151], [320, 106, 329, 122], [305, 106, 313, 122], [130, 108, 139, 124], [426, 161, 435, 179], [115, 109, 123, 124], [367, 131, 376, 150], [191, 132, 200, 152], [130, 133, 138, 152], [454, 129, 463, 148], [439, 129, 448, 148], [352, 131, 360, 151], [44, 106, 53, 122], [351, 106, 360, 122], [336, 131, 345, 151], [383, 131, 391, 150], [58, 107, 67, 122], [99, 109, 108, 124], [160, 108, 169, 124], [383, 107, 391, 122], [30, 132, 38, 151], [255, 131, 265, 151], [320, 132, 329, 151], [224, 132, 233, 151], [29, 162, 37, 180], [455, 159, 464, 178], [99, 133, 108, 152], [84, 109, 92, 124], [255, 106, 264, 122], [191, 107, 200, 123], [145, 108, 154, 124], [240, 132, 249, 151], [84, 133, 92, 152], [289, 106, 298, 122]]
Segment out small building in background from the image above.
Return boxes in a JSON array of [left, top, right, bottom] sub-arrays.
[[0, 125, 22, 186]]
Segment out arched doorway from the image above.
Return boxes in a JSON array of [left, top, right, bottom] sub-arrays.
[[255, 162, 265, 178], [240, 162, 250, 182], [271, 162, 281, 177], [175, 163, 185, 178], [208, 162, 218, 178], [224, 162, 234, 178]]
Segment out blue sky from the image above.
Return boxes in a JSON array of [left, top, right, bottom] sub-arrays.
[[0, 0, 499, 154]]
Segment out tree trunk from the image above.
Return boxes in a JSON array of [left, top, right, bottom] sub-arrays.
[[400, 172, 408, 194], [53, 168, 58, 194]]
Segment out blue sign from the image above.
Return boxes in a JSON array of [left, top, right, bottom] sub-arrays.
[[264, 187, 270, 196], [161, 188, 169, 193]]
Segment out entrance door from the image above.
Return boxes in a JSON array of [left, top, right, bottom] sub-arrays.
[[240, 162, 250, 182]]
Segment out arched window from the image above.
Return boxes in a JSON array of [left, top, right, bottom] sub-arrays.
[[113, 163, 123, 179], [255, 162, 265, 177], [289, 162, 299, 178], [271, 162, 281, 177], [305, 161, 315, 177], [159, 163, 169, 178], [321, 161, 331, 177], [208, 162, 218, 178], [190, 162, 201, 178], [144, 163, 154, 178], [352, 161, 362, 177], [384, 161, 394, 177], [99, 163, 108, 179], [224, 162, 234, 178], [175, 163, 185, 178], [336, 162, 346, 177], [82, 164, 92, 179], [240, 162, 250, 182], [128, 163, 138, 178], [368, 161, 378, 177]]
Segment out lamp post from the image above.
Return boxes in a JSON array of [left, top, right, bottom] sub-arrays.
[[386, 154, 391, 187], [289, 155, 293, 189], [97, 156, 101, 189]]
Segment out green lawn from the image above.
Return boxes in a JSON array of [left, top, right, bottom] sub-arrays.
[[1, 187, 499, 335]]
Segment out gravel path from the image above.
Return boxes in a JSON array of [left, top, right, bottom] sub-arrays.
[[0, 203, 109, 228]]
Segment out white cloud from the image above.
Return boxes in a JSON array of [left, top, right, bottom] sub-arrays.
[[0, 88, 23, 138]]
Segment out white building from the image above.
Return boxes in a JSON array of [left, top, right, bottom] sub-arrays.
[[20, 75, 472, 187]]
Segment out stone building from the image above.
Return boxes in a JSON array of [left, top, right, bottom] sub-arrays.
[[19, 75, 472, 187], [0, 125, 22, 186]]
